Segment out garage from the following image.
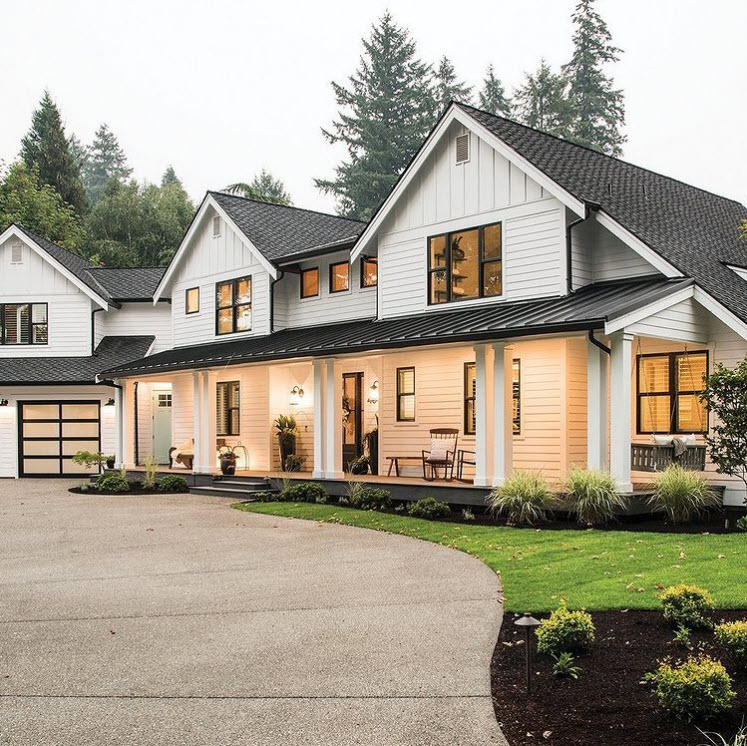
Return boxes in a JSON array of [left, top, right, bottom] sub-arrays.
[[19, 401, 101, 476]]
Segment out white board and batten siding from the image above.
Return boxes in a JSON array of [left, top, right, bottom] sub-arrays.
[[170, 214, 271, 347], [376, 121, 566, 319], [96, 303, 173, 352]]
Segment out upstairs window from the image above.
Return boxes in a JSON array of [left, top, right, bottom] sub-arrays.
[[185, 287, 200, 314], [1, 303, 47, 345], [428, 222, 502, 305], [216, 381, 240, 436], [300, 267, 319, 299], [216, 276, 252, 335], [329, 261, 350, 293], [361, 257, 378, 288]]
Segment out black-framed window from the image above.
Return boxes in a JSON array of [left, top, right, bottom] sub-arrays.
[[396, 367, 415, 422], [428, 222, 502, 305], [329, 261, 350, 293], [185, 287, 200, 314], [637, 351, 708, 434], [361, 257, 378, 288], [1, 303, 48, 345], [300, 267, 319, 299], [463, 359, 521, 436], [216, 381, 240, 436], [216, 276, 251, 335]]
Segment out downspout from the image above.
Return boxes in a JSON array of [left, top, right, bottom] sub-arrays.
[[91, 307, 105, 354], [269, 269, 285, 333], [566, 201, 601, 295], [588, 329, 611, 356]]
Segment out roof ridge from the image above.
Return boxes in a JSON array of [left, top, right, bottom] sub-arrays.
[[88, 265, 167, 271], [208, 190, 367, 225], [15, 224, 94, 267], [455, 102, 747, 209]]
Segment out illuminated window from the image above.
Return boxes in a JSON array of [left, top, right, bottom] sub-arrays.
[[185, 287, 200, 314], [300, 268, 319, 298], [464, 359, 521, 435], [216, 276, 252, 335], [396, 367, 415, 422], [361, 257, 378, 288], [1, 303, 47, 345], [216, 381, 240, 436], [329, 261, 350, 293]]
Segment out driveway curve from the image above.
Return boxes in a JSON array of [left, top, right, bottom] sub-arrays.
[[0, 480, 506, 745]]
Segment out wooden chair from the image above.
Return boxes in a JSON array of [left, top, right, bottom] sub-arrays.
[[421, 428, 459, 481]]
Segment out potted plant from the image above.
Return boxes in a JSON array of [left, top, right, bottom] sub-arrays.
[[218, 445, 239, 475], [105, 455, 115, 469], [275, 414, 298, 467], [349, 454, 370, 475], [364, 416, 379, 476]]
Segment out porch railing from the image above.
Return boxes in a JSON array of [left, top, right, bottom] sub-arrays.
[[631, 443, 706, 472]]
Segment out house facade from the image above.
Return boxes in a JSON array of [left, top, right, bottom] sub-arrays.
[[4, 103, 747, 504]]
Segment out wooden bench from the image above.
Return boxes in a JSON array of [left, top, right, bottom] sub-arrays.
[[385, 455, 424, 477]]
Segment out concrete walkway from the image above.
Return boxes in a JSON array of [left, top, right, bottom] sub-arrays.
[[0, 480, 506, 745]]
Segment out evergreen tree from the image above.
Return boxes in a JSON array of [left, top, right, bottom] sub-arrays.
[[433, 56, 473, 111], [0, 162, 84, 250], [82, 124, 132, 204], [224, 170, 292, 205], [161, 166, 181, 187], [478, 65, 512, 117], [562, 0, 626, 155], [513, 60, 573, 138], [68, 135, 89, 172], [315, 12, 437, 220], [20, 92, 87, 214]]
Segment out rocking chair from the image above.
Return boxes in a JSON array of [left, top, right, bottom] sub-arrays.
[[421, 428, 459, 481]]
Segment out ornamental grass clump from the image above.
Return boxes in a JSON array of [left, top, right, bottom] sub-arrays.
[[486, 470, 554, 525], [536, 603, 595, 657], [645, 655, 735, 722], [715, 620, 747, 668], [658, 584, 715, 630], [565, 467, 625, 526], [648, 464, 720, 523]]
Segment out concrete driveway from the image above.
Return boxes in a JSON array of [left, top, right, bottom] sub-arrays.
[[0, 479, 505, 745]]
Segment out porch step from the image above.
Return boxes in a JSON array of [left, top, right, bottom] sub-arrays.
[[189, 475, 275, 501]]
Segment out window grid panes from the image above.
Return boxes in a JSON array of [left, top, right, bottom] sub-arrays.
[[301, 268, 319, 298], [361, 258, 378, 288], [463, 360, 521, 436], [215, 277, 252, 335], [1, 303, 47, 345], [396, 367, 415, 422], [216, 381, 240, 436]]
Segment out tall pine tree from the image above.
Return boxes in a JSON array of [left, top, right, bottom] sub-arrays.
[[82, 123, 132, 205], [224, 170, 292, 205], [433, 56, 473, 111], [315, 12, 436, 220], [20, 92, 87, 214], [513, 60, 573, 139], [562, 0, 625, 155], [478, 65, 512, 117]]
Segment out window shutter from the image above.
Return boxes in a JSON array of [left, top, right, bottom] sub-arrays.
[[212, 216, 221, 237], [455, 133, 470, 164], [10, 242, 23, 264]]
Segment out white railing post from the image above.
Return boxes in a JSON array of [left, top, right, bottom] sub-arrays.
[[324, 358, 343, 479], [473, 344, 493, 486], [491, 343, 514, 487], [587, 336, 609, 470], [192, 371, 203, 473], [313, 359, 325, 478], [609, 331, 634, 492]]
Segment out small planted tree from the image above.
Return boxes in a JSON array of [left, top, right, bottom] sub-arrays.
[[700, 359, 747, 503]]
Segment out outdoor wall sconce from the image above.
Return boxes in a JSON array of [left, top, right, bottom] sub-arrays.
[[105, 398, 116, 407], [289, 386, 304, 406], [514, 613, 542, 694], [366, 379, 380, 405], [0, 399, 8, 407]]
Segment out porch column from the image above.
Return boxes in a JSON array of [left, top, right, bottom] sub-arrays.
[[324, 358, 343, 479], [609, 331, 634, 492], [192, 371, 204, 473], [587, 336, 609, 470], [113, 380, 124, 468], [473, 344, 493, 487], [203, 371, 218, 473], [491, 342, 514, 487], [312, 359, 325, 478]]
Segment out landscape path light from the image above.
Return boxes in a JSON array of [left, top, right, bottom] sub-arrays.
[[514, 613, 542, 694]]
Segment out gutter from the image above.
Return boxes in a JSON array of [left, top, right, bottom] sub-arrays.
[[91, 308, 105, 355], [587, 329, 611, 355], [269, 269, 285, 333], [566, 201, 600, 295]]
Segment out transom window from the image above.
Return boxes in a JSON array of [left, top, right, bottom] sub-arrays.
[[361, 257, 378, 288], [428, 222, 502, 305], [637, 351, 708, 434], [1, 303, 48, 345], [464, 359, 521, 435], [216, 381, 240, 436], [329, 261, 350, 293], [300, 267, 319, 299], [396, 367, 415, 422], [185, 287, 200, 314], [216, 277, 252, 335]]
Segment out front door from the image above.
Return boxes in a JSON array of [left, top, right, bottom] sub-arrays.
[[152, 391, 173, 464], [342, 372, 363, 470]]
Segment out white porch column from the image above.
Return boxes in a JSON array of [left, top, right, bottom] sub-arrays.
[[587, 336, 609, 471], [491, 343, 514, 487], [609, 331, 634, 492], [473, 344, 493, 486], [324, 358, 343, 479], [203, 371, 218, 473], [113, 381, 124, 468], [312, 359, 326, 478], [192, 371, 203, 473]]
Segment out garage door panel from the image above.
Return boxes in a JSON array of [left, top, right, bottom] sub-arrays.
[[22, 404, 59, 420], [62, 459, 95, 474], [23, 422, 60, 438], [23, 458, 64, 474], [61, 440, 99, 456], [23, 441, 61, 456], [61, 404, 99, 420]]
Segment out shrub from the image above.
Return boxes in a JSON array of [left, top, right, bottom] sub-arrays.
[[252, 491, 280, 502], [565, 467, 625, 525], [78, 482, 91, 493], [715, 621, 747, 668], [96, 473, 130, 493], [658, 584, 714, 629], [536, 603, 595, 657], [143, 455, 158, 489], [128, 478, 144, 492], [486, 470, 554, 525], [349, 487, 392, 511], [407, 497, 451, 519], [648, 465, 720, 523], [281, 482, 328, 503], [673, 624, 693, 651], [156, 474, 189, 493], [735, 515, 747, 532], [645, 655, 735, 722], [552, 652, 582, 679], [72, 450, 109, 470], [461, 507, 475, 521]]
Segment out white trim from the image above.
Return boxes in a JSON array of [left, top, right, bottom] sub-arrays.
[[604, 283, 694, 334], [726, 264, 747, 282], [0, 225, 109, 309], [154, 195, 278, 303], [693, 286, 747, 341]]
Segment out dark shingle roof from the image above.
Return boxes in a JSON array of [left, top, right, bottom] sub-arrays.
[[457, 103, 747, 323], [209, 191, 366, 264], [86, 267, 167, 301], [0, 336, 154, 385], [104, 278, 688, 377]]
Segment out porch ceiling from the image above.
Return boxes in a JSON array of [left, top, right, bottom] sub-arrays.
[[103, 278, 691, 378]]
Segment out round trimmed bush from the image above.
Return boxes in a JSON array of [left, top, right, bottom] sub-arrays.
[[407, 497, 451, 519], [281, 482, 328, 503], [349, 487, 392, 511], [156, 474, 189, 493], [658, 584, 714, 629], [536, 604, 595, 657], [96, 473, 130, 493], [486, 470, 554, 525], [645, 655, 735, 722], [715, 620, 747, 668]]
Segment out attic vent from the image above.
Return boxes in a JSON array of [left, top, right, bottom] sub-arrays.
[[212, 216, 221, 237], [10, 241, 23, 264], [455, 133, 470, 164]]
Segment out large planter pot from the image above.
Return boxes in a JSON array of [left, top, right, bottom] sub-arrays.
[[350, 458, 369, 475], [220, 454, 237, 476], [278, 433, 296, 466], [365, 430, 379, 476]]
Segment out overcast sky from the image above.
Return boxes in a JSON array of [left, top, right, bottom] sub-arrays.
[[2, 0, 746, 213]]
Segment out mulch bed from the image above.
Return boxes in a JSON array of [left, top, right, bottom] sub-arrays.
[[492, 609, 747, 746], [68, 487, 187, 496]]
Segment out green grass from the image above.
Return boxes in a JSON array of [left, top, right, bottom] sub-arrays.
[[234, 502, 747, 613]]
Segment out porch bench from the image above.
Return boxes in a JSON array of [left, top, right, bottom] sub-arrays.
[[385, 455, 424, 477], [631, 443, 706, 472]]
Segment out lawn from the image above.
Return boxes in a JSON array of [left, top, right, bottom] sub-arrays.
[[235, 502, 747, 612]]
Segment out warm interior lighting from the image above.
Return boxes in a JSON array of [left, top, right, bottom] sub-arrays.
[[289, 385, 304, 406], [367, 380, 379, 405]]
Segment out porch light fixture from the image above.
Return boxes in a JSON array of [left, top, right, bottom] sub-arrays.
[[105, 398, 115, 407], [366, 380, 380, 405], [289, 386, 304, 406], [514, 613, 542, 694], [0, 399, 8, 407]]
